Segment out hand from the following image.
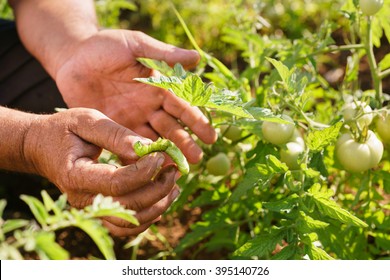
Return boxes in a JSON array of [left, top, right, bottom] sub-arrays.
[[24, 108, 180, 236], [54, 30, 217, 164]]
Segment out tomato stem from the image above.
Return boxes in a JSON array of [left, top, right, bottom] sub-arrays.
[[364, 17, 383, 105]]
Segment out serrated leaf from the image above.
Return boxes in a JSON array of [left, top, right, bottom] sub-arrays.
[[266, 57, 292, 85], [175, 221, 223, 253], [137, 58, 175, 76], [233, 230, 285, 257], [229, 167, 266, 202], [263, 194, 300, 212], [266, 155, 288, 173], [307, 244, 334, 260], [307, 122, 342, 152], [134, 75, 183, 91], [271, 245, 296, 260], [206, 88, 253, 118], [308, 186, 368, 227], [246, 107, 284, 122], [297, 212, 329, 233]]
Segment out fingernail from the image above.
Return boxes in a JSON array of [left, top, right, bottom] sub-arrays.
[[174, 171, 181, 182], [172, 187, 181, 200], [156, 153, 165, 168]]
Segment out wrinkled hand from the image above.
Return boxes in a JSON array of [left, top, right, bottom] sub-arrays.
[[55, 30, 217, 164], [24, 108, 180, 236]]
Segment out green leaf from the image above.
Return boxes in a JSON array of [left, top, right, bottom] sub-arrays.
[[266, 155, 288, 173], [233, 229, 285, 258], [266, 57, 292, 85], [308, 185, 368, 227], [35, 231, 69, 260], [137, 58, 175, 76], [306, 244, 334, 260], [307, 122, 342, 152], [41, 190, 56, 212], [175, 220, 224, 253], [296, 212, 329, 233], [180, 74, 213, 106], [2, 219, 29, 235], [246, 107, 283, 122], [86, 194, 138, 226], [0, 199, 6, 217], [206, 88, 253, 118], [20, 195, 49, 226], [271, 245, 296, 260], [263, 194, 300, 212], [229, 166, 267, 202], [75, 218, 115, 260], [379, 53, 390, 71]]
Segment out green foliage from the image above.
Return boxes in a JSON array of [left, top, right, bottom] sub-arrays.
[[0, 191, 138, 259], [131, 0, 390, 260]]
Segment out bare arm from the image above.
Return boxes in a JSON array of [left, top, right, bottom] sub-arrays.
[[8, 0, 98, 78], [0, 106, 42, 173]]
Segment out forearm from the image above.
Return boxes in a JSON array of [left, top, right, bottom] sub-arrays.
[[9, 0, 98, 79], [0, 106, 43, 174]]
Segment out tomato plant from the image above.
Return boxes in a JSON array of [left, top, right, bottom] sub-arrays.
[[206, 153, 231, 176], [262, 115, 295, 145], [360, 0, 384, 15], [336, 130, 384, 172], [133, 0, 390, 260], [2, 0, 390, 260], [376, 113, 390, 143]]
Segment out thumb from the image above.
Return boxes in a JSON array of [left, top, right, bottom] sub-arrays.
[[128, 31, 200, 68], [68, 108, 151, 161]]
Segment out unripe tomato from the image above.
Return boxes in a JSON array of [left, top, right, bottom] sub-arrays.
[[342, 101, 373, 128], [280, 142, 305, 170], [376, 114, 390, 144], [360, 0, 384, 16], [206, 153, 231, 176], [220, 125, 242, 142], [288, 129, 305, 148], [262, 115, 295, 145], [336, 130, 383, 172]]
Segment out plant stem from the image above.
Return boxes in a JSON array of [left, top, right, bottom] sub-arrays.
[[379, 68, 390, 79], [364, 17, 383, 105]]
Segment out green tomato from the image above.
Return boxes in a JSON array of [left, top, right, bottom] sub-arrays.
[[336, 130, 383, 172], [220, 125, 242, 142], [262, 115, 295, 145], [376, 114, 390, 144], [206, 153, 230, 176], [360, 0, 384, 16], [342, 101, 373, 128], [280, 142, 305, 170]]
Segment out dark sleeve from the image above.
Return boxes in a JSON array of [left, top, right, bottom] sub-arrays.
[[0, 19, 67, 113]]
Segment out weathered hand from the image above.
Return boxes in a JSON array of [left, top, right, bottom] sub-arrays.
[[55, 30, 217, 164], [24, 108, 180, 236]]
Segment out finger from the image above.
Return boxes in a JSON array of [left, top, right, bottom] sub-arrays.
[[67, 108, 152, 161], [70, 152, 165, 196], [104, 185, 180, 228], [148, 109, 203, 163], [113, 165, 177, 211], [102, 219, 156, 237], [128, 31, 200, 68], [163, 92, 217, 145]]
